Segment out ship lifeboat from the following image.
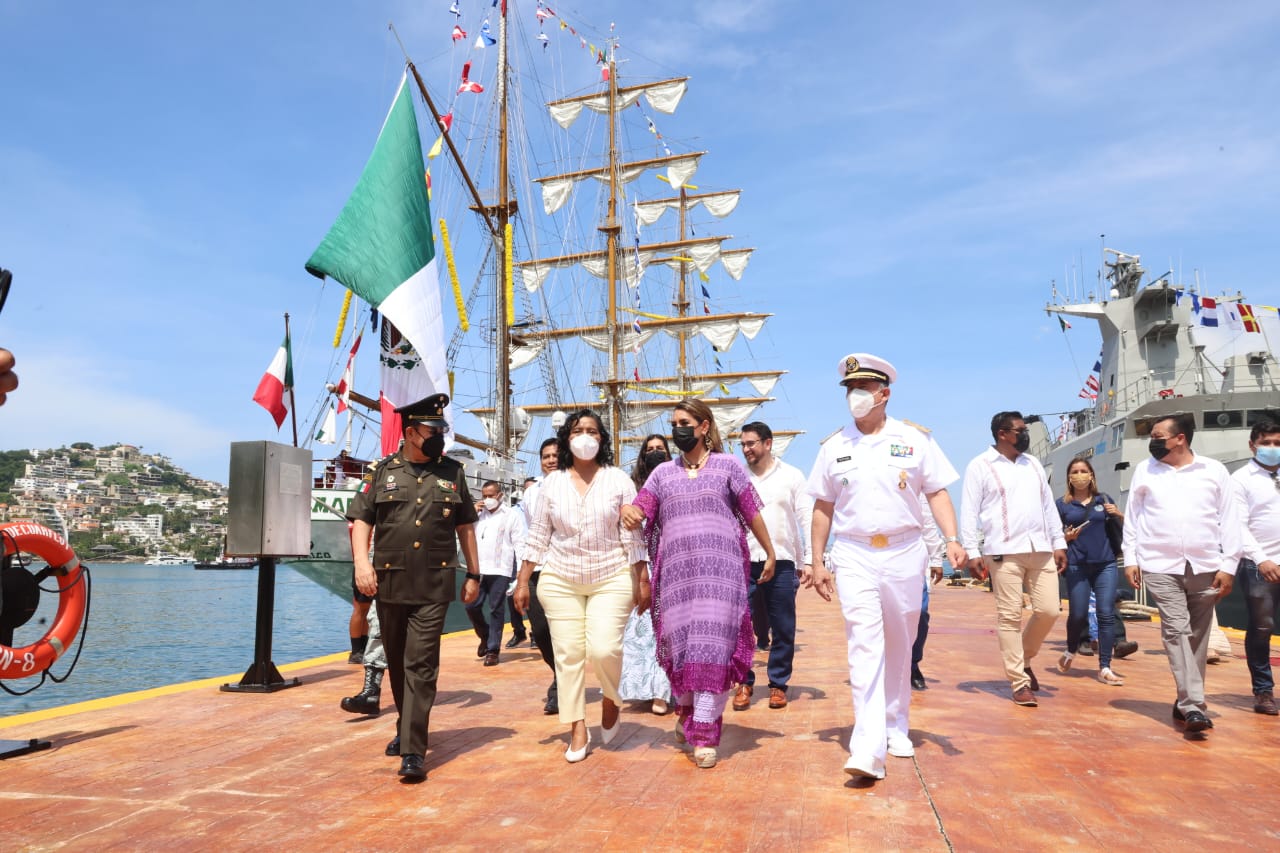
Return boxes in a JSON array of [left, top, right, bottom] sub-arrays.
[[0, 522, 87, 680]]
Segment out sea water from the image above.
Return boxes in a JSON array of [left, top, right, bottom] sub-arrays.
[[1, 563, 352, 716]]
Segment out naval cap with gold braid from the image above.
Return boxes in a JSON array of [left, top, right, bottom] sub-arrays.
[[837, 353, 897, 386], [394, 392, 450, 429]]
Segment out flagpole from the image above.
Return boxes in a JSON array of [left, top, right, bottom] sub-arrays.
[[285, 312, 298, 447]]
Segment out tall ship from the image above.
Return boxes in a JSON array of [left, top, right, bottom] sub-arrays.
[[1032, 248, 1280, 626], [288, 5, 798, 598]]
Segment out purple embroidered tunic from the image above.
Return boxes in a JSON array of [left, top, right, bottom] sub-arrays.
[[633, 454, 764, 703]]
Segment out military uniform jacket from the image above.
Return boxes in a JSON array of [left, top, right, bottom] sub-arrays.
[[806, 416, 959, 538], [347, 453, 479, 605]]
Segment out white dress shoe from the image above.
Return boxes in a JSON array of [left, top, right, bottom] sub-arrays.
[[600, 716, 621, 746], [565, 729, 592, 763], [887, 736, 915, 758], [843, 756, 884, 779]]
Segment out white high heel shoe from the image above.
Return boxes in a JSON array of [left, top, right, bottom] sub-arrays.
[[600, 714, 621, 746], [565, 728, 592, 763]]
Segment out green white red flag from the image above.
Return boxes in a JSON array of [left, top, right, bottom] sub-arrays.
[[253, 334, 293, 428], [304, 72, 450, 450]]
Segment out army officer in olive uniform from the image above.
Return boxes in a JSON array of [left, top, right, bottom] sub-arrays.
[[349, 393, 481, 782]]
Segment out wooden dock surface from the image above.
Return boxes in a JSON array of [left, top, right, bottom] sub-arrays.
[[1, 582, 1276, 851]]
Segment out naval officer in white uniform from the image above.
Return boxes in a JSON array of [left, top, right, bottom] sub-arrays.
[[806, 353, 967, 781]]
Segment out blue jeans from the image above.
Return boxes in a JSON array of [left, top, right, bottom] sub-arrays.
[[465, 574, 509, 653], [1239, 559, 1280, 694], [744, 560, 797, 690], [912, 581, 930, 668], [1065, 561, 1118, 668]]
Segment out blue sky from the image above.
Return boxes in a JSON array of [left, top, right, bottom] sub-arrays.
[[3, 0, 1279, 484]]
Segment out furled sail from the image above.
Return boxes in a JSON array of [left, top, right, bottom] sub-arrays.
[[634, 190, 741, 227], [547, 77, 689, 129], [536, 153, 704, 214], [517, 235, 727, 292]]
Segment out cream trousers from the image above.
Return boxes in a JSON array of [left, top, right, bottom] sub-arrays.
[[537, 569, 634, 725]]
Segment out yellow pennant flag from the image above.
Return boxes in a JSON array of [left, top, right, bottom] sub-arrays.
[[428, 135, 444, 160]]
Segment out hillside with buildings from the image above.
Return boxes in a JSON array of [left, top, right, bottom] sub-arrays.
[[0, 444, 228, 562]]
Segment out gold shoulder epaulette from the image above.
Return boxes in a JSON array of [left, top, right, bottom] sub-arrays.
[[901, 419, 931, 434], [820, 427, 842, 444]]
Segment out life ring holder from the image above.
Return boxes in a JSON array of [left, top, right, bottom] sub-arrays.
[[0, 522, 91, 693]]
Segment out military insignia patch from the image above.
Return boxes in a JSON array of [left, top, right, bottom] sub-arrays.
[[438, 480, 458, 492], [358, 480, 371, 494], [836, 455, 851, 463], [890, 444, 913, 458]]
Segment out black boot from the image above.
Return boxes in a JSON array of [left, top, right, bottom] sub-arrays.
[[341, 667, 383, 715], [348, 635, 367, 664]]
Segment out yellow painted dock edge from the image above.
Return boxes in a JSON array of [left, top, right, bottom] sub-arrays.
[[0, 627, 476, 729]]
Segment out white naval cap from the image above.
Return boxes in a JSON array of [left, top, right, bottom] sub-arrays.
[[837, 352, 897, 386]]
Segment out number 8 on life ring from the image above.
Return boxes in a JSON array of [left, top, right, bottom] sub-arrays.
[[0, 522, 87, 680]]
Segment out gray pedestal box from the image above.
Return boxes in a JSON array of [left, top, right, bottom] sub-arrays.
[[226, 441, 311, 558]]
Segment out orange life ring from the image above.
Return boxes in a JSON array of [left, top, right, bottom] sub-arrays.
[[0, 522, 86, 680]]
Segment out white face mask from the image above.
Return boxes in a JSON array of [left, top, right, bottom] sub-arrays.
[[569, 434, 600, 461], [846, 388, 880, 419], [482, 497, 501, 511]]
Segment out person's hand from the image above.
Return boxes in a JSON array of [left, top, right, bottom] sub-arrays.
[[620, 504, 646, 530], [945, 542, 967, 575], [1125, 564, 1141, 589], [1053, 549, 1068, 573], [1212, 570, 1234, 600], [1064, 525, 1081, 543], [967, 557, 989, 581], [513, 583, 530, 614], [807, 560, 834, 601], [1102, 502, 1121, 517], [759, 556, 776, 584], [462, 577, 480, 605], [930, 565, 944, 585], [634, 572, 652, 615], [798, 564, 812, 585], [354, 563, 377, 597], [0, 349, 17, 406], [1259, 560, 1280, 583]]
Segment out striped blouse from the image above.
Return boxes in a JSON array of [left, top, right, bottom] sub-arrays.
[[522, 466, 648, 585]]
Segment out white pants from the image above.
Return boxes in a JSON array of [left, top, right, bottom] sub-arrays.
[[536, 569, 633, 725], [831, 537, 926, 777]]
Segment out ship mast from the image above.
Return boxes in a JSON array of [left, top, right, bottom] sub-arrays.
[[677, 185, 690, 391], [604, 51, 624, 459], [494, 2, 513, 455]]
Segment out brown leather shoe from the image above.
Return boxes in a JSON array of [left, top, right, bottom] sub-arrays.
[[732, 683, 752, 711], [1012, 687, 1038, 707], [483, 652, 499, 667], [768, 687, 787, 709], [1255, 690, 1279, 716]]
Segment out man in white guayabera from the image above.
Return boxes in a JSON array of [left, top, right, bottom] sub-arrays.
[[960, 411, 1066, 709], [1124, 412, 1241, 735]]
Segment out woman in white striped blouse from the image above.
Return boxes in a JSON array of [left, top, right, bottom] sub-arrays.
[[514, 410, 650, 763]]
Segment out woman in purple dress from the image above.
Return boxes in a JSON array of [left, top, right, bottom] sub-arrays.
[[622, 400, 776, 768]]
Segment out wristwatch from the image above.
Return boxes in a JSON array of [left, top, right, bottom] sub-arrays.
[[464, 571, 482, 582], [944, 536, 961, 544]]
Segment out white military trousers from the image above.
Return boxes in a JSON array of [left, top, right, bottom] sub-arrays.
[[831, 536, 927, 777]]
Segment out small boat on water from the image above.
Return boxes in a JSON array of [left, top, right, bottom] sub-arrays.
[[1032, 248, 1280, 628], [143, 554, 194, 566], [193, 557, 257, 571]]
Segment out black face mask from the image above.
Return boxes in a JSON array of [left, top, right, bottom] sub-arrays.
[[1013, 432, 1030, 454], [1148, 437, 1171, 460], [643, 450, 669, 469], [671, 426, 700, 453], [421, 434, 446, 459]]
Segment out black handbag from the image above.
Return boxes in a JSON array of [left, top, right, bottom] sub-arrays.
[[1100, 494, 1124, 557]]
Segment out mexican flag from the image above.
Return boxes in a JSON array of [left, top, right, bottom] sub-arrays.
[[305, 73, 449, 432], [252, 334, 293, 428], [314, 404, 337, 445]]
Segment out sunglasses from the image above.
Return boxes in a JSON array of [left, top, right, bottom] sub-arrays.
[[0, 268, 10, 318]]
